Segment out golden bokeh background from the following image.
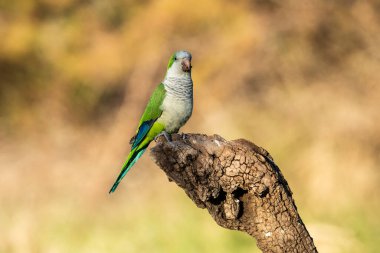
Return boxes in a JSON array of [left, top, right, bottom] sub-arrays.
[[1, 0, 379, 252]]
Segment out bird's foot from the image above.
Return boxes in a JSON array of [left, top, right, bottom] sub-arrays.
[[180, 132, 188, 140], [154, 131, 172, 142]]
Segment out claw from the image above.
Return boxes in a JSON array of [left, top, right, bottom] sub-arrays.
[[180, 133, 187, 140], [154, 131, 172, 142]]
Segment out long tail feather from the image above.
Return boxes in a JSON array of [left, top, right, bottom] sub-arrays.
[[109, 148, 147, 193]]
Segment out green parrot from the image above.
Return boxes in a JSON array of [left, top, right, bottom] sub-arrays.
[[109, 50, 193, 193]]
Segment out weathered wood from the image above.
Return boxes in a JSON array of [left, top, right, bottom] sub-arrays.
[[151, 133, 317, 253]]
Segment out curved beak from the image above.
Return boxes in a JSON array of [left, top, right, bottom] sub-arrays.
[[181, 58, 192, 72]]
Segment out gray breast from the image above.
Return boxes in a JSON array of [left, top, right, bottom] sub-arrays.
[[158, 77, 193, 133]]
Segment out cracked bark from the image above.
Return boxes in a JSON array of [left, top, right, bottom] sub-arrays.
[[151, 133, 317, 253]]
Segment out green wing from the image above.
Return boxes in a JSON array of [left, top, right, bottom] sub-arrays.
[[138, 83, 166, 127], [129, 83, 166, 148]]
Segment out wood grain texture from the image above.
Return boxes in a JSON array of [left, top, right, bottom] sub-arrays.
[[151, 133, 317, 253]]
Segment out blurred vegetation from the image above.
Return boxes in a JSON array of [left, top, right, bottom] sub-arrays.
[[1, 0, 380, 252]]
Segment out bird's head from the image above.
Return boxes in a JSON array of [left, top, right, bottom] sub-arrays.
[[166, 50, 192, 77]]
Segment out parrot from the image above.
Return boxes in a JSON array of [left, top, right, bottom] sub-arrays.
[[109, 50, 193, 193]]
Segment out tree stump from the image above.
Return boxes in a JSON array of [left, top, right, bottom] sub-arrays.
[[151, 133, 317, 253]]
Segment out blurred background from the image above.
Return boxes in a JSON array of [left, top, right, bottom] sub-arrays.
[[1, 0, 379, 252]]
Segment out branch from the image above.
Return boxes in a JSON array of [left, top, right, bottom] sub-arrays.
[[151, 133, 317, 253]]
